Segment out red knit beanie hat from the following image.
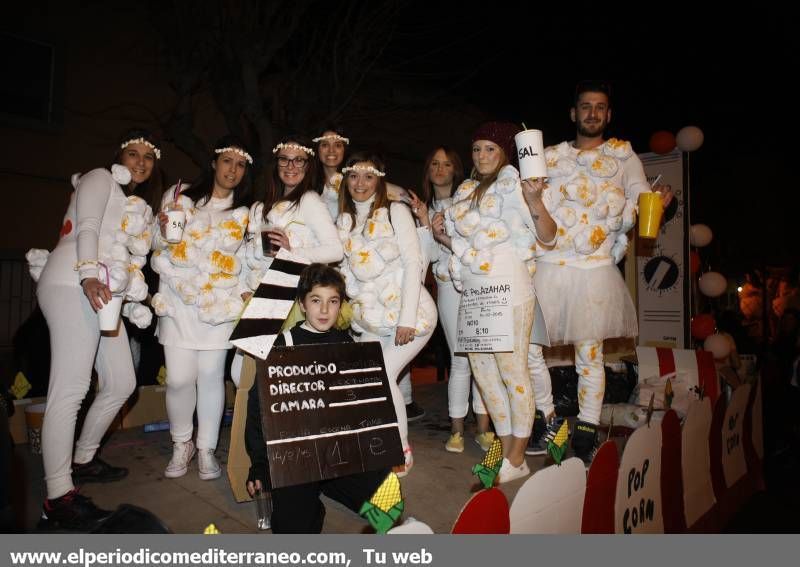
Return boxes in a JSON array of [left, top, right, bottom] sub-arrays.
[[471, 121, 521, 166]]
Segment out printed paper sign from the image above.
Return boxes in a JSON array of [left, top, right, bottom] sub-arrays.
[[456, 277, 513, 352]]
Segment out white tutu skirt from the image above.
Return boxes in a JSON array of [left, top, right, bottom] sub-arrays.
[[534, 262, 638, 344]]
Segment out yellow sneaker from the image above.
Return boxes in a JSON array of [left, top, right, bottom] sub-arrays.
[[475, 431, 496, 452], [445, 432, 465, 453]]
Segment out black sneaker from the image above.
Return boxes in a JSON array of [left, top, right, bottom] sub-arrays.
[[38, 490, 113, 532], [405, 402, 426, 422], [526, 410, 546, 455], [72, 457, 129, 484], [571, 420, 599, 467], [526, 413, 567, 456]]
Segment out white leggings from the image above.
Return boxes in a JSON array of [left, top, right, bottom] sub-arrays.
[[164, 346, 227, 450], [437, 280, 485, 418], [358, 329, 432, 452], [38, 284, 136, 500], [398, 369, 413, 405], [528, 344, 554, 419]]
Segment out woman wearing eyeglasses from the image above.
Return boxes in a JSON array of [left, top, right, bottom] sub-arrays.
[[245, 135, 343, 288]]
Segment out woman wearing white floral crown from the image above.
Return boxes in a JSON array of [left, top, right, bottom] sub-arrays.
[[314, 125, 350, 221], [443, 122, 556, 483], [337, 151, 438, 477], [151, 134, 253, 481], [408, 146, 493, 453], [245, 134, 343, 282], [28, 129, 162, 531]]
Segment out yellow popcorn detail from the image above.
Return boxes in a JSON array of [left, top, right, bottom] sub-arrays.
[[170, 241, 188, 261], [210, 250, 235, 273]]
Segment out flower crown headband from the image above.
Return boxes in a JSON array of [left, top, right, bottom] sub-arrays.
[[272, 143, 315, 156], [341, 164, 386, 177], [120, 138, 161, 160], [312, 134, 350, 145], [215, 146, 254, 164]]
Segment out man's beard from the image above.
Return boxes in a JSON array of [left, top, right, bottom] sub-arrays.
[[577, 120, 606, 138]]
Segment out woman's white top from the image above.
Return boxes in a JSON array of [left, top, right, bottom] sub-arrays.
[[428, 196, 455, 284], [37, 167, 153, 297], [244, 190, 344, 289]]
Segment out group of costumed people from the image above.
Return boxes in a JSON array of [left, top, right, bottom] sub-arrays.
[[26, 80, 671, 532]]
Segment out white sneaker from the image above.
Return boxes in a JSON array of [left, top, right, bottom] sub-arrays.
[[497, 457, 530, 484], [198, 449, 221, 480], [257, 515, 271, 530], [165, 440, 195, 478]]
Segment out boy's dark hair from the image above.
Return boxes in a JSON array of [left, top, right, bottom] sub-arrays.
[[297, 263, 347, 301], [573, 80, 612, 107]]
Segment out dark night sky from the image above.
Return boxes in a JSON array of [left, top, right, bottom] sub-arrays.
[[2, 2, 793, 273], [380, 4, 793, 274]]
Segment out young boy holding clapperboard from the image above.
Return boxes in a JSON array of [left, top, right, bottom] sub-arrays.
[[245, 263, 388, 533]]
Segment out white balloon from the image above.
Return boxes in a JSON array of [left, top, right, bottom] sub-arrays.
[[704, 333, 732, 360], [676, 126, 704, 152], [690, 224, 713, 247], [698, 271, 727, 297]]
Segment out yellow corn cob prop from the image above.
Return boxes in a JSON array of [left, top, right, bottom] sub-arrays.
[[472, 437, 503, 489], [156, 365, 167, 386], [10, 371, 31, 399], [359, 472, 404, 533], [203, 523, 220, 534], [547, 419, 570, 465], [664, 377, 674, 409]]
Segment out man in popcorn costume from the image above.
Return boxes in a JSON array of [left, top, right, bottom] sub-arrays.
[[534, 81, 672, 464], [151, 135, 253, 483], [27, 129, 161, 530]]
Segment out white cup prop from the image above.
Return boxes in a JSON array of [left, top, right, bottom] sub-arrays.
[[97, 295, 123, 331], [514, 129, 547, 179], [95, 261, 123, 332], [165, 209, 186, 243]]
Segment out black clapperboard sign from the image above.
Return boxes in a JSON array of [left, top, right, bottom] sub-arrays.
[[255, 341, 403, 489]]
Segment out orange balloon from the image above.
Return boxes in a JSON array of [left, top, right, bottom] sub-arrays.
[[649, 131, 676, 154]]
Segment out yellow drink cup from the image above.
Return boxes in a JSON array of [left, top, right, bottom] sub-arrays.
[[638, 192, 663, 239]]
